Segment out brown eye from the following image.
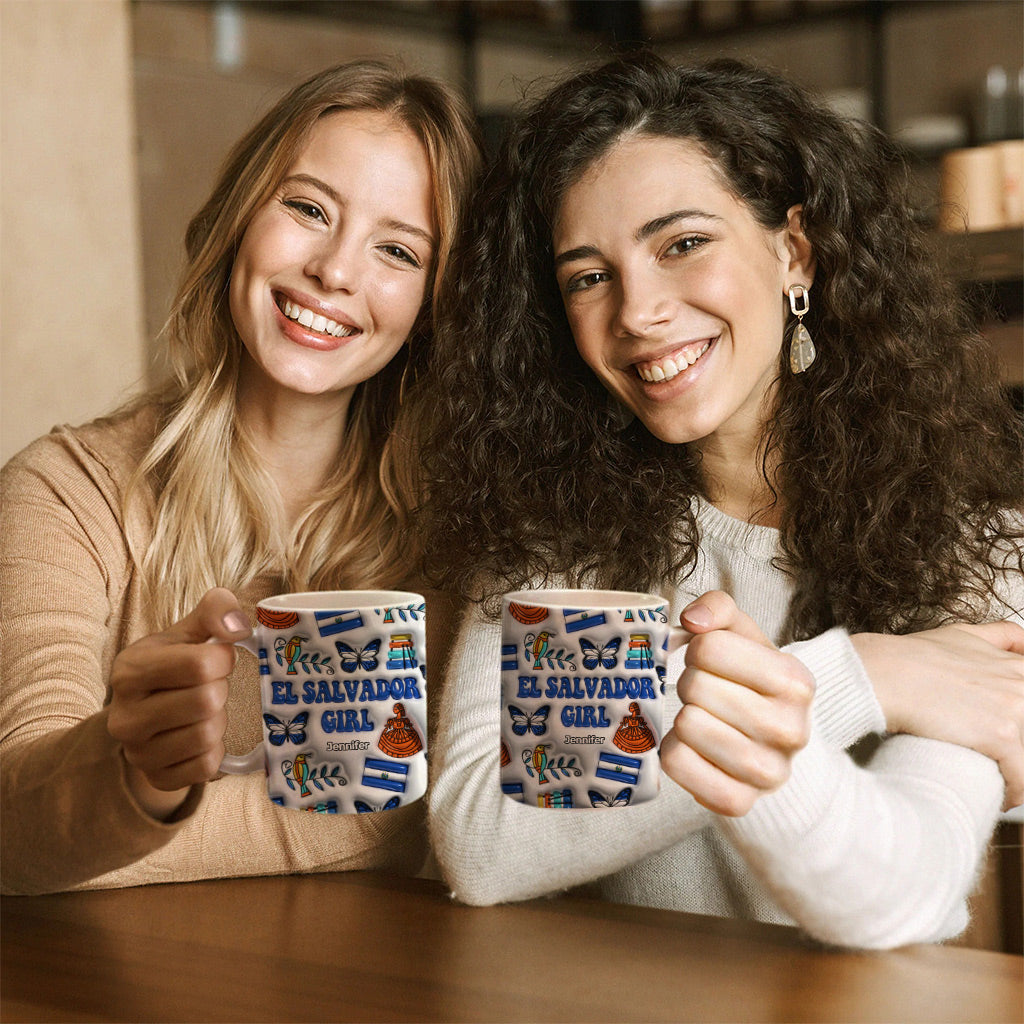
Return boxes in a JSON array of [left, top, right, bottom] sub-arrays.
[[664, 236, 708, 257], [380, 244, 421, 269], [566, 271, 609, 295], [284, 199, 326, 222]]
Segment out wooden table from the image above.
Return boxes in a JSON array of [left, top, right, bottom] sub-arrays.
[[2, 871, 1021, 1023]]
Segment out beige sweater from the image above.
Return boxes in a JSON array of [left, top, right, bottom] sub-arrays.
[[1, 406, 460, 895]]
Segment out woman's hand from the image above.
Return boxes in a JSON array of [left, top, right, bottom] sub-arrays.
[[660, 591, 815, 817], [852, 622, 1024, 810], [107, 588, 251, 819]]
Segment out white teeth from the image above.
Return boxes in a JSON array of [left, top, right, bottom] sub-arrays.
[[281, 298, 357, 338], [636, 342, 710, 383]]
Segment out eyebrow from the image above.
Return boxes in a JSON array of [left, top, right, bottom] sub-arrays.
[[635, 209, 721, 242], [281, 173, 436, 249], [554, 208, 722, 268], [553, 244, 602, 269]]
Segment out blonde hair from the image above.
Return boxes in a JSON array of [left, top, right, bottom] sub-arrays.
[[128, 60, 482, 626]]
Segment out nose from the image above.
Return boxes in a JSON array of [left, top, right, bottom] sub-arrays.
[[612, 266, 674, 339], [304, 234, 363, 294]]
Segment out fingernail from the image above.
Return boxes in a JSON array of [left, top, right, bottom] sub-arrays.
[[683, 603, 713, 629], [222, 611, 249, 635]]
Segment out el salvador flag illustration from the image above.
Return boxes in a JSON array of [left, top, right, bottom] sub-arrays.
[[596, 751, 642, 784], [501, 781, 525, 802], [315, 609, 364, 637], [362, 758, 409, 792], [258, 648, 270, 675], [563, 608, 607, 633], [501, 643, 519, 672]]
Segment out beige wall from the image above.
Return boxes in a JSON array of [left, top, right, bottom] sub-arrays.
[[1, 0, 145, 465]]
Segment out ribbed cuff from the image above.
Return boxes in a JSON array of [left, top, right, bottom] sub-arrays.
[[787, 628, 885, 749]]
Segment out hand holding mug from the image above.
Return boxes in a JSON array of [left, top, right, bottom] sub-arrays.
[[660, 591, 815, 817], [107, 587, 250, 818]]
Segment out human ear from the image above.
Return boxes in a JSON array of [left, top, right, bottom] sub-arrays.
[[782, 204, 816, 290]]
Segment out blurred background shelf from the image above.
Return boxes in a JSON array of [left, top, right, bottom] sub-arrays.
[[944, 228, 1024, 395]]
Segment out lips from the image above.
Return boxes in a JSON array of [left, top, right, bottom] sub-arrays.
[[275, 293, 360, 340], [633, 337, 714, 382]]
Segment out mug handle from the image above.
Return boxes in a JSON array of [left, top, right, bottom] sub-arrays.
[[216, 634, 267, 775], [667, 624, 691, 655]]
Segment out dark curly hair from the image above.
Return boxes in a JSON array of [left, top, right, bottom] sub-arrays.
[[413, 53, 1022, 639]]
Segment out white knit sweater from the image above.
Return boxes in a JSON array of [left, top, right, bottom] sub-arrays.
[[428, 500, 1017, 949]]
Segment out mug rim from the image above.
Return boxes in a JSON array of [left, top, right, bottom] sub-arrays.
[[258, 590, 424, 611], [503, 588, 665, 609]]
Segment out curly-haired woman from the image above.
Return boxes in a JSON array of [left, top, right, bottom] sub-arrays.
[[1, 60, 482, 894], [417, 53, 1023, 948]]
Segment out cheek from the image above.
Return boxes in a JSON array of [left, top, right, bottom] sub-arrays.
[[227, 259, 251, 341], [226, 224, 269, 330], [565, 305, 600, 361], [374, 275, 429, 335]]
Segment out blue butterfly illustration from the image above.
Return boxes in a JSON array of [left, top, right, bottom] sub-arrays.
[[335, 638, 381, 672], [589, 788, 632, 808], [580, 636, 621, 670], [508, 704, 549, 737], [355, 796, 401, 814], [262, 711, 309, 746]]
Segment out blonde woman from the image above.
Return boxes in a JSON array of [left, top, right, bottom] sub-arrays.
[[1, 61, 482, 894]]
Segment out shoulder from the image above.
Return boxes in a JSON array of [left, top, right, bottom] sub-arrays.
[[2, 404, 160, 501], [1, 404, 163, 557]]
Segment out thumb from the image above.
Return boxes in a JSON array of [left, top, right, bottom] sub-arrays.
[[166, 587, 251, 645], [680, 590, 773, 648]]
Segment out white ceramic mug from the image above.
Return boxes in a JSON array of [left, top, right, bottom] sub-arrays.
[[499, 589, 685, 809], [220, 590, 427, 814]]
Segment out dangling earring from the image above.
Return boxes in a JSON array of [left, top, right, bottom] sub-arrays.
[[787, 284, 816, 374]]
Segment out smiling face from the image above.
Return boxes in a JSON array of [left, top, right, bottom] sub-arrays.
[[229, 108, 436, 410], [553, 133, 811, 455]]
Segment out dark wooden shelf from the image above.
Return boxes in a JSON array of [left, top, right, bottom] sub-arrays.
[[944, 227, 1024, 284]]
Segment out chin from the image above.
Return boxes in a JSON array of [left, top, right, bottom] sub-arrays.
[[635, 415, 705, 446]]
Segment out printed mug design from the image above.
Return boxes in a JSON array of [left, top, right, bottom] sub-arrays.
[[523, 631, 576, 670], [274, 635, 334, 675], [500, 594, 669, 810], [335, 639, 381, 672], [262, 711, 309, 745], [281, 753, 347, 796], [522, 744, 582, 782], [227, 592, 428, 814]]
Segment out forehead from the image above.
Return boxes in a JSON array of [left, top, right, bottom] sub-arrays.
[[554, 134, 730, 238], [290, 108, 435, 221]]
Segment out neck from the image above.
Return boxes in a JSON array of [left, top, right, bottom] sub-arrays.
[[693, 427, 782, 528], [236, 374, 353, 526]]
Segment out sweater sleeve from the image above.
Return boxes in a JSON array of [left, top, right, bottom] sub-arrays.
[[427, 602, 712, 906], [1, 428, 428, 894], [0, 430, 193, 893], [785, 628, 886, 747], [718, 727, 1003, 949]]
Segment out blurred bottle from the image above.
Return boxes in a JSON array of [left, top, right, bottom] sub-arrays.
[[975, 65, 1023, 144]]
